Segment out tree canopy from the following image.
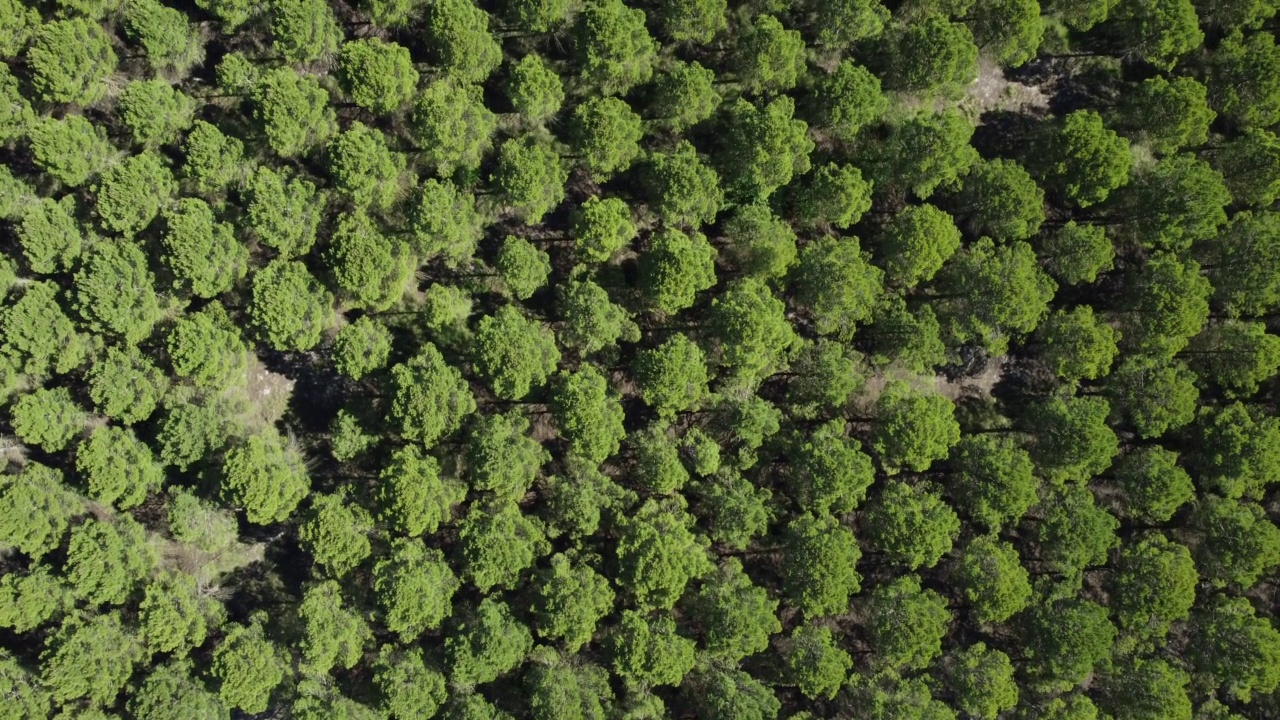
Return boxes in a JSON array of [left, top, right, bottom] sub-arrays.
[[0, 4, 1277, 719]]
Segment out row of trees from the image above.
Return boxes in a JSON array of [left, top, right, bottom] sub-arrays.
[[1, 0, 1280, 718]]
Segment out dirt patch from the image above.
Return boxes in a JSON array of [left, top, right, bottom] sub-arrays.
[[853, 357, 1007, 416], [611, 369, 641, 400], [236, 357, 296, 434], [0, 435, 28, 470], [934, 357, 1006, 400], [529, 411, 559, 443], [853, 368, 940, 417], [962, 56, 1050, 118], [85, 500, 116, 522]]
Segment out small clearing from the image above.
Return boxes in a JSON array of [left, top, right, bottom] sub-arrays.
[[854, 358, 1007, 417], [238, 357, 295, 434], [963, 56, 1050, 117]]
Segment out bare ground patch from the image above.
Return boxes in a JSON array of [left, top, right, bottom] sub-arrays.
[[962, 56, 1050, 117], [934, 357, 1007, 401], [236, 357, 296, 434], [853, 357, 1007, 417], [530, 410, 559, 443], [0, 435, 28, 469]]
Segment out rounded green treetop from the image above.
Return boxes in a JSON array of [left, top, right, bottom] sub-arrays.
[[338, 38, 419, 115], [250, 259, 335, 351], [220, 433, 311, 525], [28, 19, 118, 106]]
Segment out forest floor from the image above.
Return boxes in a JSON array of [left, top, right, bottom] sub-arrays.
[[852, 359, 1006, 421], [238, 359, 295, 435], [962, 56, 1051, 117], [157, 535, 266, 598]]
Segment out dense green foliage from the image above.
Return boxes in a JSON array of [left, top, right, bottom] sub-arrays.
[[0, 1, 1278, 718]]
